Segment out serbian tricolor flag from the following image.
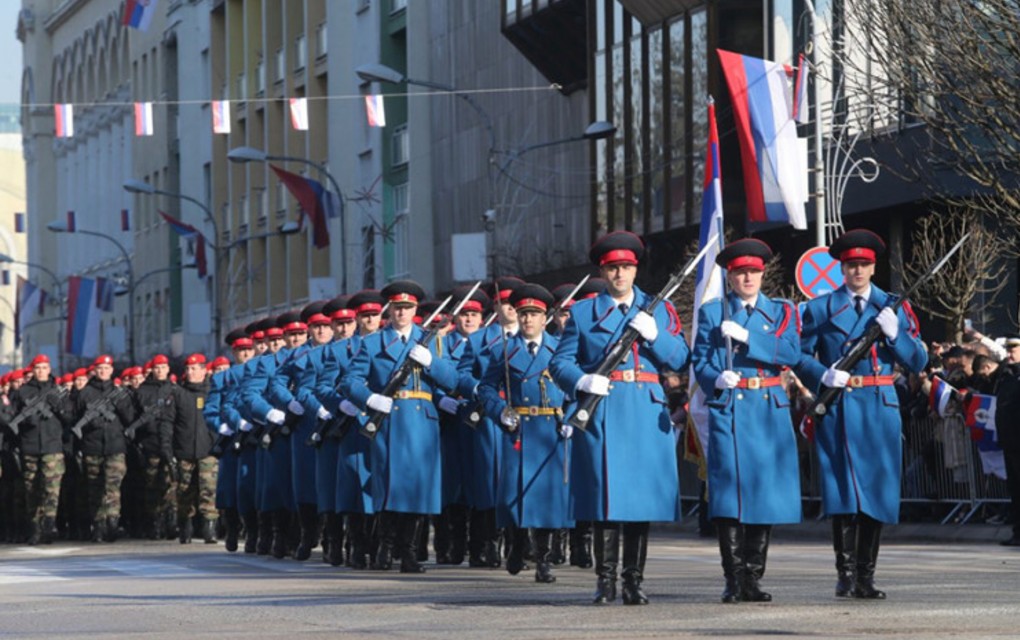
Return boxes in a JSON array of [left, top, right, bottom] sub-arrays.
[[54, 104, 74, 138], [159, 211, 208, 277], [134, 102, 154, 136], [792, 53, 809, 125], [964, 392, 1006, 479], [65, 276, 104, 357], [15, 276, 48, 347], [718, 49, 807, 230], [211, 100, 231, 134], [289, 98, 309, 131], [271, 165, 330, 249], [365, 94, 386, 128], [122, 0, 159, 31], [928, 376, 956, 418], [66, 210, 77, 232]]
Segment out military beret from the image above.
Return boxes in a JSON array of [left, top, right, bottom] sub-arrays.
[[829, 229, 886, 263], [716, 238, 773, 271], [589, 231, 644, 266]]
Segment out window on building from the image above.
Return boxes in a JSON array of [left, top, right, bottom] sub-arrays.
[[391, 0, 408, 14], [275, 48, 286, 82], [276, 185, 288, 217], [295, 34, 307, 70], [316, 23, 328, 58], [237, 71, 247, 100], [391, 125, 409, 166], [392, 182, 410, 277], [255, 58, 265, 94]]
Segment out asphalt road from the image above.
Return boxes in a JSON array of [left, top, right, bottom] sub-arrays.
[[1, 533, 1018, 639]]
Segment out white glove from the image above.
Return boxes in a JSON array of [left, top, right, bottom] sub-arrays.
[[628, 311, 659, 343], [438, 396, 461, 415], [876, 307, 899, 341], [218, 423, 234, 436], [408, 344, 433, 368], [715, 370, 741, 390], [339, 399, 360, 417], [366, 393, 393, 414], [559, 424, 574, 439], [316, 406, 332, 421], [821, 366, 851, 388], [576, 373, 611, 396], [239, 419, 253, 432], [721, 320, 749, 344], [266, 408, 286, 425], [287, 399, 305, 415]]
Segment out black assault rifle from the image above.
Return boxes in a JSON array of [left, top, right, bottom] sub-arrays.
[[71, 385, 131, 440], [565, 235, 718, 431], [8, 386, 67, 436]]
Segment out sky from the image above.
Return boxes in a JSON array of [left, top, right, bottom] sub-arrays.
[[0, 4, 23, 107]]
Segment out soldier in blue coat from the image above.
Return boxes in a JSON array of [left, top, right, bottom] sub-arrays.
[[339, 281, 459, 573], [456, 276, 525, 568], [692, 239, 802, 603], [550, 231, 690, 605], [479, 284, 572, 584], [797, 229, 927, 600]]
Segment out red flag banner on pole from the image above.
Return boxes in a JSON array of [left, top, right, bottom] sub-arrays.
[[270, 165, 330, 249]]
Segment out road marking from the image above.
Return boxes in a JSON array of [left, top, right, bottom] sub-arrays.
[[12, 546, 84, 557], [0, 564, 70, 585]]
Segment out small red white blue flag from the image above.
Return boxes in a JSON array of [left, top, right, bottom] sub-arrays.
[[365, 95, 386, 128], [212, 100, 231, 134], [55, 104, 74, 138], [134, 102, 154, 136], [928, 376, 956, 418], [271, 165, 331, 249], [122, 0, 159, 32], [289, 98, 309, 131], [964, 392, 1006, 479]]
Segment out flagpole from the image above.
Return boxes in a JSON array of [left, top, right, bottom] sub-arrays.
[[802, 0, 827, 247]]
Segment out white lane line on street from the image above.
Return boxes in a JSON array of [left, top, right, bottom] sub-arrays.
[[81, 559, 207, 577], [220, 555, 337, 573], [11, 546, 84, 557], [0, 564, 71, 585]]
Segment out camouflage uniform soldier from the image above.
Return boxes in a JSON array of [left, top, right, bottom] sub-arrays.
[[59, 369, 92, 540], [171, 354, 218, 543], [71, 355, 137, 542], [131, 356, 177, 538], [9, 356, 68, 545]]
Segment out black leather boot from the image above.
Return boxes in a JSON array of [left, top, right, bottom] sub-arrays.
[[164, 509, 179, 540], [293, 504, 319, 561], [832, 514, 856, 597], [372, 512, 397, 570], [484, 509, 502, 568], [505, 525, 529, 576], [105, 517, 122, 542], [400, 514, 427, 573], [549, 528, 567, 565], [448, 504, 468, 565], [92, 519, 107, 543], [347, 513, 369, 569], [202, 517, 217, 544], [570, 521, 594, 568], [434, 509, 453, 564], [271, 510, 289, 559], [40, 517, 57, 545], [179, 518, 193, 544], [224, 509, 240, 552], [416, 515, 430, 563], [242, 511, 259, 554], [741, 524, 772, 602], [717, 520, 743, 604], [468, 508, 486, 567], [324, 513, 345, 566], [534, 528, 556, 583], [853, 514, 886, 599], [592, 523, 619, 604], [621, 522, 650, 605], [27, 519, 41, 546]]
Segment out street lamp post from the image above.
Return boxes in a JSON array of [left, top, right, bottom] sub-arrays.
[[123, 179, 224, 350], [225, 148, 348, 293], [0, 253, 67, 367], [47, 222, 136, 363]]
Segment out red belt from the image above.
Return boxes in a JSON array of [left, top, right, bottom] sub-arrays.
[[608, 370, 659, 383], [847, 374, 896, 388], [735, 376, 783, 389]]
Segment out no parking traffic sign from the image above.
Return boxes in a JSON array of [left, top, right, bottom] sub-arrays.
[[796, 247, 844, 299]]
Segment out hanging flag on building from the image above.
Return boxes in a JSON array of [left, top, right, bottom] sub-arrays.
[[792, 52, 810, 125], [271, 165, 331, 249], [365, 94, 386, 128], [289, 97, 309, 131], [66, 210, 77, 232], [122, 0, 160, 32], [15, 275, 48, 347], [54, 104, 74, 138], [158, 211, 208, 277], [685, 98, 725, 476], [212, 100, 231, 134], [134, 102, 154, 136], [15, 212, 25, 233], [964, 392, 1006, 479], [65, 276, 110, 357], [717, 49, 808, 230], [121, 209, 131, 232]]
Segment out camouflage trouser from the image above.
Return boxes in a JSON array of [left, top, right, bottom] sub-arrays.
[[143, 456, 176, 521], [84, 453, 127, 521], [178, 457, 218, 520], [23, 454, 66, 522]]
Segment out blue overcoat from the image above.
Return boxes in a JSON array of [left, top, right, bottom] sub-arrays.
[[241, 349, 294, 512], [692, 293, 802, 524], [293, 341, 338, 513], [479, 333, 572, 529], [317, 334, 374, 515], [204, 368, 237, 510], [798, 284, 927, 523], [437, 330, 473, 507], [550, 286, 689, 522], [456, 323, 508, 510], [339, 325, 458, 514]]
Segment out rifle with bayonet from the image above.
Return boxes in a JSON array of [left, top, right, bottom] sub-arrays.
[[565, 235, 719, 431], [7, 386, 67, 436], [70, 385, 131, 440], [802, 233, 970, 420]]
